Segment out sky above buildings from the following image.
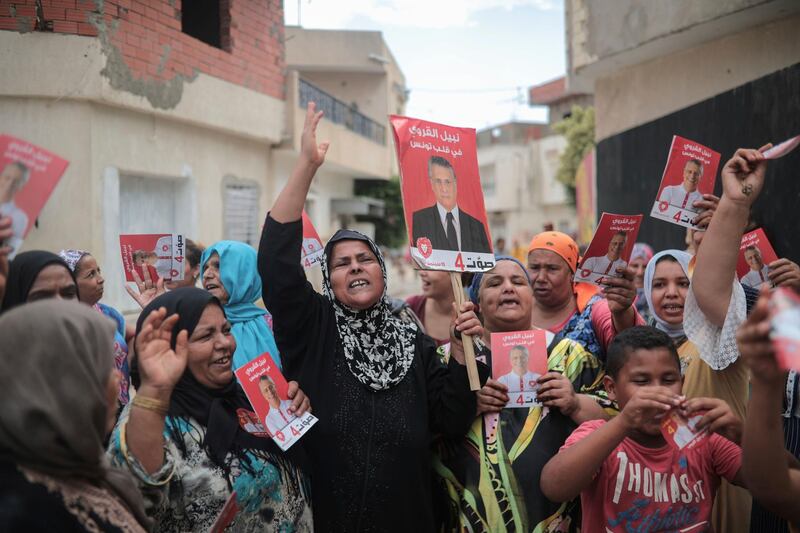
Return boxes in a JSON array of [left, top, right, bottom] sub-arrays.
[[284, 0, 566, 130]]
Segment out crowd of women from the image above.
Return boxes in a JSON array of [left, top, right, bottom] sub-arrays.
[[0, 103, 799, 532]]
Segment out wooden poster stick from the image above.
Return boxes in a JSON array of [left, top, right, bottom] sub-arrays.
[[450, 272, 481, 391]]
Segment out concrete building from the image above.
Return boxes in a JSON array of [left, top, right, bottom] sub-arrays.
[[564, 0, 800, 252], [0, 3, 406, 312], [477, 121, 576, 250]]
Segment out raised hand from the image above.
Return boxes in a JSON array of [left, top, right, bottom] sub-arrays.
[[135, 307, 189, 394], [301, 102, 330, 168], [720, 145, 771, 207], [125, 266, 166, 309]]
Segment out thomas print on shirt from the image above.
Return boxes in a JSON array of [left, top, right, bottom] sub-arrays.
[[606, 451, 709, 532]]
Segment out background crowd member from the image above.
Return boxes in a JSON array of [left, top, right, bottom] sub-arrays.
[[0, 216, 12, 302], [434, 256, 613, 532], [201, 240, 281, 371], [60, 249, 131, 406], [0, 250, 77, 312], [405, 269, 455, 346], [0, 300, 149, 532], [644, 249, 751, 529], [526, 231, 642, 361], [739, 289, 800, 528], [109, 288, 313, 532], [629, 242, 654, 321], [260, 102, 486, 531], [682, 145, 800, 532]]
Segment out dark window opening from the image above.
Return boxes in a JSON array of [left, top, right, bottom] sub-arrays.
[[182, 0, 229, 50]]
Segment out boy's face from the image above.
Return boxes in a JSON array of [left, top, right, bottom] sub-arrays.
[[605, 347, 683, 436]]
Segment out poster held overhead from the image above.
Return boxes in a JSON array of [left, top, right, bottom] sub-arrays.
[[736, 228, 778, 289], [390, 116, 494, 273], [649, 136, 720, 230], [235, 352, 318, 451], [119, 233, 186, 282], [575, 213, 642, 286], [301, 210, 324, 270], [0, 135, 70, 259], [490, 330, 548, 408]]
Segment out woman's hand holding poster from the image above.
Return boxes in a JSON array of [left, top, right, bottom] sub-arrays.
[[575, 213, 642, 285], [0, 135, 69, 259], [235, 352, 317, 451], [650, 135, 720, 230], [390, 116, 494, 273]]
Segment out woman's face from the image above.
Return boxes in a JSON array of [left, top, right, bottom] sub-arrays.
[[75, 255, 105, 306], [650, 259, 690, 325], [629, 258, 647, 289], [202, 253, 229, 305], [419, 269, 452, 300], [329, 240, 385, 310], [479, 261, 533, 333], [166, 260, 199, 290], [526, 249, 574, 310], [27, 264, 78, 303], [186, 304, 236, 389]]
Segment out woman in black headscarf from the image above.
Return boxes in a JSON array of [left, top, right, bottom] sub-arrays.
[[0, 299, 149, 532], [107, 287, 313, 532], [0, 250, 78, 312], [258, 103, 487, 532]]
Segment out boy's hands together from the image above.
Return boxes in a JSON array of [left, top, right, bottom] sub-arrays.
[[682, 397, 743, 445], [619, 386, 681, 432]]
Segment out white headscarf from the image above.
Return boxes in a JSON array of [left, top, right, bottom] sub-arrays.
[[644, 249, 692, 339]]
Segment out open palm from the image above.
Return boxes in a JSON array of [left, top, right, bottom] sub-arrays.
[[135, 307, 189, 391], [301, 102, 330, 168]]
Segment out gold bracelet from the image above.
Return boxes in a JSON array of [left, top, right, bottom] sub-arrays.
[[132, 394, 169, 416]]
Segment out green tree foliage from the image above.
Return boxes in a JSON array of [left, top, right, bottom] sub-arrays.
[[553, 105, 595, 203], [354, 176, 407, 248]]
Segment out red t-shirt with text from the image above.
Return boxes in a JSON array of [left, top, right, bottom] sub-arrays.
[[561, 419, 741, 532]]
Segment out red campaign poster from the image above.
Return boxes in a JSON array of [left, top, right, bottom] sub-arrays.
[[0, 135, 69, 259], [736, 228, 778, 289], [660, 410, 709, 451], [763, 134, 800, 160], [119, 234, 186, 282], [490, 330, 548, 408], [390, 115, 494, 272], [770, 288, 800, 372], [301, 210, 324, 270], [575, 213, 642, 285], [234, 352, 317, 451], [650, 135, 720, 230]]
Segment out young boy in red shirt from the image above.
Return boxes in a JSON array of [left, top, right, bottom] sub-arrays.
[[541, 326, 745, 532]]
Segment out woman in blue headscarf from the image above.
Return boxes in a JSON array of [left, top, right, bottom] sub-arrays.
[[200, 241, 281, 371]]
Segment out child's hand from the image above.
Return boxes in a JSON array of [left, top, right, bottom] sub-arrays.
[[476, 378, 508, 415], [537, 372, 579, 417], [619, 386, 681, 432], [682, 397, 742, 445]]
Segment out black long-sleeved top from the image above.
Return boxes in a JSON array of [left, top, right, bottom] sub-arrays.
[[258, 215, 485, 532]]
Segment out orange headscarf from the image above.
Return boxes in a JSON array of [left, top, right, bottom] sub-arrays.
[[528, 231, 599, 311]]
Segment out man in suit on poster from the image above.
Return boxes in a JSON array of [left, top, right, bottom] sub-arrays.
[[411, 156, 491, 253]]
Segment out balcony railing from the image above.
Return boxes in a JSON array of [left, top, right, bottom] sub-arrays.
[[299, 79, 386, 145]]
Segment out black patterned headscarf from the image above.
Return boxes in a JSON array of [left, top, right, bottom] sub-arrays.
[[321, 230, 418, 391]]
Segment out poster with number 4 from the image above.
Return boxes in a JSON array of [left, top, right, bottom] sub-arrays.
[[490, 330, 548, 408], [650, 135, 720, 230], [119, 233, 185, 282], [235, 352, 317, 451], [575, 213, 642, 285], [660, 410, 709, 450], [301, 210, 324, 269]]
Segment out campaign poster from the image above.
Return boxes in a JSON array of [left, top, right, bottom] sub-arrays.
[[490, 330, 548, 408], [574, 213, 642, 285], [234, 352, 317, 451], [736, 228, 778, 289], [119, 233, 186, 282], [301, 210, 324, 270], [390, 116, 494, 272], [650, 135, 720, 230], [770, 287, 800, 372], [0, 135, 69, 259], [763, 134, 800, 160], [660, 410, 709, 451]]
